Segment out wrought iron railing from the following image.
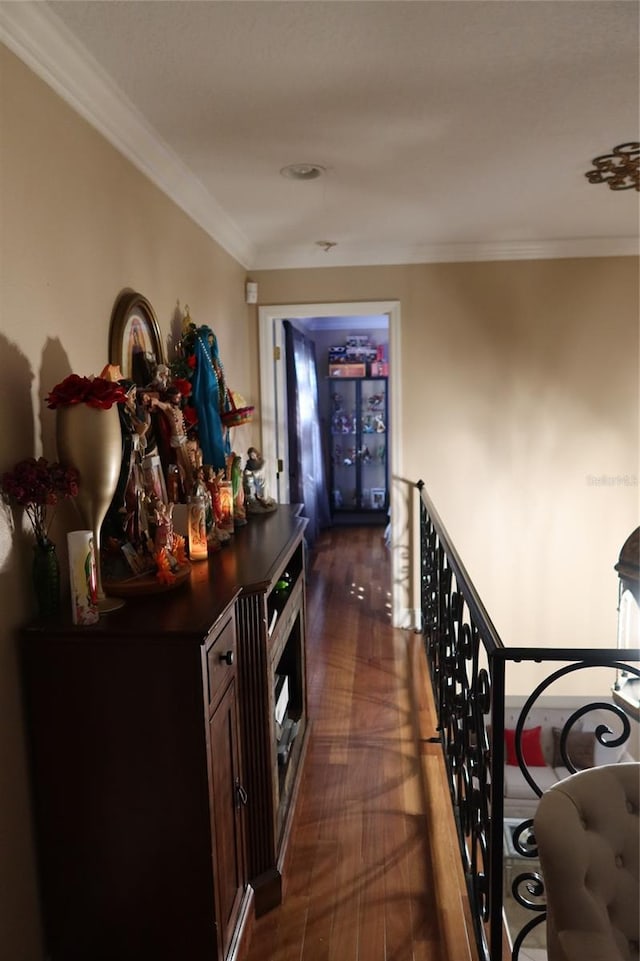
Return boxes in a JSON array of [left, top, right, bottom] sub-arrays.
[[417, 480, 640, 961]]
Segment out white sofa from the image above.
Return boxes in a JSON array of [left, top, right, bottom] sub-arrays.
[[499, 698, 636, 819]]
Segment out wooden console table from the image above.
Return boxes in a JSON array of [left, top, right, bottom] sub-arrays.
[[22, 506, 308, 960]]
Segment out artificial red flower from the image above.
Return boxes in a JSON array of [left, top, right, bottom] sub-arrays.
[[1, 457, 79, 545], [187, 355, 197, 369], [172, 377, 192, 399], [46, 375, 128, 410], [183, 405, 198, 428]]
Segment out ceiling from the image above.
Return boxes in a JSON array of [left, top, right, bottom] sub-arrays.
[[2, 1, 638, 269]]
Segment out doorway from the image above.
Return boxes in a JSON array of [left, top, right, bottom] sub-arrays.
[[258, 301, 409, 628]]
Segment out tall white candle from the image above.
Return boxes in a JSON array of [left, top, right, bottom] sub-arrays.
[[67, 530, 99, 625], [218, 481, 235, 534]]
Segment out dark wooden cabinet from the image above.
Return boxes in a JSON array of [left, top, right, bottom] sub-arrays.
[[204, 608, 247, 961], [23, 608, 237, 961], [22, 507, 308, 960], [208, 675, 246, 959], [235, 523, 308, 915]]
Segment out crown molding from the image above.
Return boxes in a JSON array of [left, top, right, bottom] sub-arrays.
[[0, 2, 254, 269], [252, 236, 640, 270], [1, 5, 637, 273]]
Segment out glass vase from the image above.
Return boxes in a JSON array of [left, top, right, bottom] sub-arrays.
[[32, 540, 60, 618]]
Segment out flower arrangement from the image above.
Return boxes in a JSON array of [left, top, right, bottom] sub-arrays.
[[46, 374, 128, 410], [1, 457, 79, 546]]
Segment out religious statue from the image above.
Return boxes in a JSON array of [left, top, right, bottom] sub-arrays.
[[203, 465, 231, 547], [243, 447, 276, 513], [228, 452, 247, 526], [152, 386, 195, 492]]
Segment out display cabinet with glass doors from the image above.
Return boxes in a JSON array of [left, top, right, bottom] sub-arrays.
[[328, 376, 388, 523]]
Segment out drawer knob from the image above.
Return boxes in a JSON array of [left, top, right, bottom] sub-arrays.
[[219, 650, 234, 666]]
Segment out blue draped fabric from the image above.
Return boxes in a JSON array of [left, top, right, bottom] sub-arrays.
[[191, 327, 229, 469]]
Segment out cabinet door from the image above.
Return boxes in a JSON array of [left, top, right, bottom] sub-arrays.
[[329, 377, 387, 514], [329, 378, 358, 511], [209, 678, 246, 960], [359, 377, 387, 512]]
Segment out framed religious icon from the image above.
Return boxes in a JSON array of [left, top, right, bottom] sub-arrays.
[[109, 290, 165, 387]]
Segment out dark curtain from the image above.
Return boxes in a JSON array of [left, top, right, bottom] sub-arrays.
[[284, 321, 331, 545]]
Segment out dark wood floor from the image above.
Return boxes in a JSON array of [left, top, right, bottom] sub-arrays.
[[244, 526, 450, 961]]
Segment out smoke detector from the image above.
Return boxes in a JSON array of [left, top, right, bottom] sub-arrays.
[[280, 163, 325, 181]]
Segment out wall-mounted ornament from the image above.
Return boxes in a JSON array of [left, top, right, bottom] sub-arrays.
[[585, 142, 639, 191]]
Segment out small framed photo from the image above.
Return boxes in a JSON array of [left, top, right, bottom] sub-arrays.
[[371, 487, 386, 510]]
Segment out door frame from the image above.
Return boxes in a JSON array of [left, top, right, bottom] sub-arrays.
[[258, 300, 408, 628]]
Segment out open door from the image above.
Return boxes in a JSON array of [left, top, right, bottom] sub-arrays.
[[283, 321, 330, 545], [258, 300, 418, 630]]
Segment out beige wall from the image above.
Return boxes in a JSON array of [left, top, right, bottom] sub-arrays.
[[2, 41, 639, 960], [0, 46, 257, 959], [252, 258, 639, 686]]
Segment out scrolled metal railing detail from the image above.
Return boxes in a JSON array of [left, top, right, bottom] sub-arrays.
[[416, 480, 640, 961], [513, 663, 639, 797], [510, 892, 546, 961], [559, 700, 632, 772], [512, 871, 545, 910]]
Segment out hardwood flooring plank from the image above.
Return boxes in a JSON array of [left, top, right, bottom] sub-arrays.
[[359, 797, 388, 961], [244, 527, 456, 961], [300, 840, 340, 961], [327, 800, 362, 960]]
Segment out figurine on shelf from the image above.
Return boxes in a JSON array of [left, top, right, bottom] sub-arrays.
[[102, 381, 150, 548], [203, 465, 225, 525], [165, 463, 183, 504], [374, 413, 386, 433], [229, 452, 247, 526], [151, 498, 174, 553], [186, 429, 203, 474], [342, 413, 354, 434], [202, 465, 231, 548], [243, 447, 276, 513], [152, 386, 195, 492], [151, 363, 171, 392], [121, 383, 151, 541]]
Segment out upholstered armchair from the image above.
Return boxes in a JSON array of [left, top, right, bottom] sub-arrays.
[[533, 762, 639, 961]]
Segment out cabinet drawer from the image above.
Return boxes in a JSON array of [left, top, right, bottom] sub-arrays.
[[206, 613, 237, 706]]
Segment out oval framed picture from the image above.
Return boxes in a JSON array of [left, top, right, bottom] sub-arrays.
[[109, 289, 165, 387]]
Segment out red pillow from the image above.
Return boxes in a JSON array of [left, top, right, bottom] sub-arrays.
[[504, 726, 546, 767]]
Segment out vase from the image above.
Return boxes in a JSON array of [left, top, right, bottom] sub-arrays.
[[32, 540, 60, 618], [56, 403, 124, 612]]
